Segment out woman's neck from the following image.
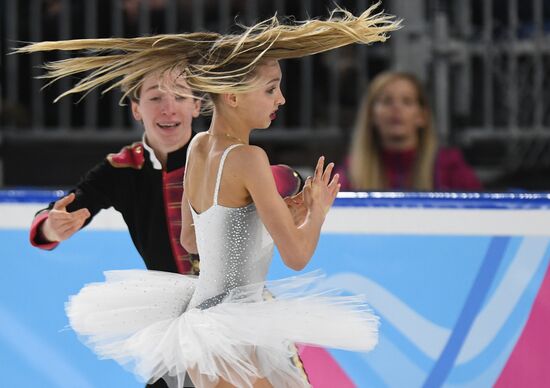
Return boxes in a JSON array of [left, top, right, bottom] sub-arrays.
[[380, 132, 419, 152], [210, 110, 251, 145]]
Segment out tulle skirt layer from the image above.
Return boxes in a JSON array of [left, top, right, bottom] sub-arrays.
[[66, 270, 379, 388]]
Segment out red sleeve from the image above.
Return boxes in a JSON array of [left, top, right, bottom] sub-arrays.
[[270, 164, 303, 198], [437, 148, 483, 191], [333, 156, 353, 191], [29, 212, 60, 250], [334, 165, 352, 191]]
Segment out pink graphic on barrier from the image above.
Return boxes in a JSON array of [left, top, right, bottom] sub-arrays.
[[299, 346, 355, 388], [495, 265, 550, 388]]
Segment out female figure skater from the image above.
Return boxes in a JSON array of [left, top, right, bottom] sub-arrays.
[[19, 5, 399, 387]]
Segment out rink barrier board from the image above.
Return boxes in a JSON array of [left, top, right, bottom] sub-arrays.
[[1, 190, 549, 387]]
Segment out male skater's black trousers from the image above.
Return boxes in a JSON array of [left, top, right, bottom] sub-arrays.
[[147, 374, 195, 388]]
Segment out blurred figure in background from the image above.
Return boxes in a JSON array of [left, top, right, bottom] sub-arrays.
[[337, 71, 482, 191]]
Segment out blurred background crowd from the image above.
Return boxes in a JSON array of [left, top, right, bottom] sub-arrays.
[[1, 0, 550, 191]]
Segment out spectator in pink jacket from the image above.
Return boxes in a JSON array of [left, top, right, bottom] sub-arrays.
[[337, 71, 482, 191]]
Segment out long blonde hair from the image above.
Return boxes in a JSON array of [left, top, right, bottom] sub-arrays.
[[16, 4, 399, 106], [349, 72, 438, 190]]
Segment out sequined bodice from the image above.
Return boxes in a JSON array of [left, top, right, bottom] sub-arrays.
[[187, 144, 274, 309]]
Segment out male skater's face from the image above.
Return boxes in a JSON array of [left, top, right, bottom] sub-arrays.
[[236, 60, 286, 129], [131, 72, 201, 152]]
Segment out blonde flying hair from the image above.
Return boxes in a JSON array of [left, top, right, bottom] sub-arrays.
[[349, 72, 438, 191], [16, 3, 399, 108]]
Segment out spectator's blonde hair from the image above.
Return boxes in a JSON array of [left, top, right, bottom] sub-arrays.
[[349, 72, 438, 190], [17, 3, 399, 109]]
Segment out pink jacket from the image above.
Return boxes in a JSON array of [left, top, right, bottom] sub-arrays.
[[337, 147, 482, 191]]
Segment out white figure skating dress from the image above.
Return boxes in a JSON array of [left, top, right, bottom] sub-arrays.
[[66, 144, 379, 388]]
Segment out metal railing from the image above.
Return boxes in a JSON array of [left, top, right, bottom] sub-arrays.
[[1, 0, 390, 136], [1, 0, 550, 176], [427, 0, 550, 171]]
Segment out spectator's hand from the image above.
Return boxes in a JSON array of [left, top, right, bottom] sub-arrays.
[[284, 191, 307, 226], [41, 193, 91, 242], [303, 156, 340, 217]]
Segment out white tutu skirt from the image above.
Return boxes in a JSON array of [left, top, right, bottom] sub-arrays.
[[66, 270, 379, 388]]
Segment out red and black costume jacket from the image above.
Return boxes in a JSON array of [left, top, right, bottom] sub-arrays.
[[30, 135, 303, 275]]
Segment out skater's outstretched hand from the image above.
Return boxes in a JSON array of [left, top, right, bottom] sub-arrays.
[[41, 193, 90, 242]]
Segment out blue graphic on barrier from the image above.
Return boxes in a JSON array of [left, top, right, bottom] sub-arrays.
[[423, 237, 510, 387]]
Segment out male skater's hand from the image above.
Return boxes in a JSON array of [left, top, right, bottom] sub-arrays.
[[40, 193, 91, 242]]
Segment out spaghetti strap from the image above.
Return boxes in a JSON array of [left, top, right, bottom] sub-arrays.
[[213, 144, 243, 205]]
